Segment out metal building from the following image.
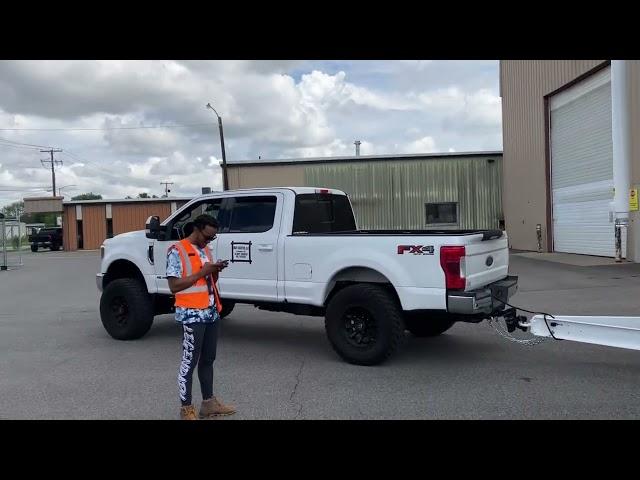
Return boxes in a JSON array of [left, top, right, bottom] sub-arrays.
[[500, 60, 640, 261], [61, 198, 191, 251], [226, 151, 504, 230]]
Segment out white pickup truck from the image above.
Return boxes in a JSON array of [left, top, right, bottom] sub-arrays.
[[97, 187, 517, 365]]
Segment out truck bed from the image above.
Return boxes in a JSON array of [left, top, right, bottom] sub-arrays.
[[292, 229, 504, 240]]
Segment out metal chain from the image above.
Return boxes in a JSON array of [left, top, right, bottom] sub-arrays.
[[487, 317, 549, 346]]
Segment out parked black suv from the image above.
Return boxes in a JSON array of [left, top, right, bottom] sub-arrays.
[[29, 227, 63, 252]]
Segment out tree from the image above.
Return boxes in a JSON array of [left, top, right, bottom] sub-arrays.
[[71, 192, 102, 201], [137, 192, 150, 198], [1, 201, 24, 219]]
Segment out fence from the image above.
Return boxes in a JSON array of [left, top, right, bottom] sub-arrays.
[[0, 217, 24, 270]]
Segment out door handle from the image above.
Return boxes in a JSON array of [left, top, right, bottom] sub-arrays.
[[257, 244, 273, 251]]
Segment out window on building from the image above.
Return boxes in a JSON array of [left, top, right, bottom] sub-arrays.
[[226, 196, 277, 233], [106, 219, 113, 238], [425, 202, 458, 226]]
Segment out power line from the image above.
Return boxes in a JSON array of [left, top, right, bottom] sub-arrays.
[[0, 122, 217, 132], [0, 142, 44, 151], [61, 151, 114, 176], [0, 187, 50, 192], [0, 136, 54, 149]]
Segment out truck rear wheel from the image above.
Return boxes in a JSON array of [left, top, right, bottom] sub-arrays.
[[325, 284, 405, 366], [50, 244, 60, 251], [404, 313, 456, 337], [100, 278, 154, 340]]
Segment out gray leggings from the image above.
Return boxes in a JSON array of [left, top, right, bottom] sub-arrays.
[[177, 322, 219, 406]]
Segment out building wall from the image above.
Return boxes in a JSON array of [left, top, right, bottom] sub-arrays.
[[82, 205, 107, 250], [62, 200, 190, 251], [305, 156, 502, 230], [112, 202, 174, 236], [228, 154, 503, 230], [227, 164, 305, 189], [62, 205, 77, 251], [23, 196, 63, 214], [500, 60, 640, 261]]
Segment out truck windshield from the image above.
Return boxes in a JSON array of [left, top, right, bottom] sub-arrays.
[[293, 194, 356, 234]]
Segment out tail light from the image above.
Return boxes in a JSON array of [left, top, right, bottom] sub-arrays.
[[315, 188, 330, 195], [440, 246, 466, 290]]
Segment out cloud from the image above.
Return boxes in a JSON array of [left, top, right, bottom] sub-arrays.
[[0, 60, 502, 207], [404, 136, 438, 154]]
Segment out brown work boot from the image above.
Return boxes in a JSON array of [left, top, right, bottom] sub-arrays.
[[180, 405, 198, 420], [199, 396, 237, 418]]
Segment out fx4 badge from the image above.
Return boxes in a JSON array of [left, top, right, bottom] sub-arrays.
[[397, 245, 434, 255]]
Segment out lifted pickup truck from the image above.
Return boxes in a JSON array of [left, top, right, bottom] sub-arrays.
[[97, 187, 517, 365], [29, 227, 63, 252]]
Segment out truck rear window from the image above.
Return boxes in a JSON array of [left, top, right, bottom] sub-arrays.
[[293, 194, 356, 234]]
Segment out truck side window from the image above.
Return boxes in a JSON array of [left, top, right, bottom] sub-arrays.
[[225, 196, 277, 233], [169, 199, 224, 240], [293, 194, 356, 234]]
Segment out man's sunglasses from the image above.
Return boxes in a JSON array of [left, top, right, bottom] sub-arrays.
[[203, 233, 217, 242]]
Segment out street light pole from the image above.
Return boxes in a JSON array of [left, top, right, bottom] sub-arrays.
[[206, 103, 229, 191], [55, 184, 77, 197]]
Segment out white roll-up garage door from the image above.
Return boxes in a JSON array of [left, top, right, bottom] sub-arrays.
[[550, 66, 624, 257]]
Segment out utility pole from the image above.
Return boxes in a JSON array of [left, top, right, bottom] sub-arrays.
[[206, 103, 229, 191], [160, 181, 174, 197], [40, 149, 63, 197]]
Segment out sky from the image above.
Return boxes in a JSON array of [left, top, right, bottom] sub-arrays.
[[0, 60, 502, 207]]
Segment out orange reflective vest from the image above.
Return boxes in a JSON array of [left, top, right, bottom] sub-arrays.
[[173, 239, 223, 313]]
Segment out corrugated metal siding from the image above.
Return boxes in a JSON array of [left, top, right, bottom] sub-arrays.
[[62, 205, 77, 251], [112, 202, 179, 235], [500, 60, 608, 251], [82, 205, 107, 250], [303, 156, 503, 230]]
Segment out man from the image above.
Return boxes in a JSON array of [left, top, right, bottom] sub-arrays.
[[166, 214, 236, 420]]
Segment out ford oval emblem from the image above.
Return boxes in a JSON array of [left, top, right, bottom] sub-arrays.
[[486, 256, 494, 267]]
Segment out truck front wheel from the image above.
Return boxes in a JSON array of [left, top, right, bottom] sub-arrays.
[[325, 284, 405, 366], [31, 244, 38, 252], [100, 278, 154, 340], [219, 300, 235, 319], [404, 313, 456, 337]]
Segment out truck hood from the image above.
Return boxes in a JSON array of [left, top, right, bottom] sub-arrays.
[[105, 230, 147, 245]]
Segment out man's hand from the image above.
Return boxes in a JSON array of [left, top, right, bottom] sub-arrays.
[[200, 262, 220, 276], [214, 260, 229, 271], [168, 261, 225, 294]]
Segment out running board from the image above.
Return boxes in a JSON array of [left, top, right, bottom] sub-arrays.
[[529, 315, 640, 351]]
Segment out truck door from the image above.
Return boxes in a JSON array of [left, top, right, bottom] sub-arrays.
[[153, 198, 225, 295], [215, 193, 283, 302]]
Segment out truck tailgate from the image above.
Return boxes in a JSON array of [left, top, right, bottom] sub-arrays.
[[462, 236, 509, 291]]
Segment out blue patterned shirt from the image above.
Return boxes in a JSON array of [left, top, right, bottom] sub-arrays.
[[166, 244, 220, 324]]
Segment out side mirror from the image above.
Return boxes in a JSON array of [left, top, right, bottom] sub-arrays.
[[145, 215, 162, 239]]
